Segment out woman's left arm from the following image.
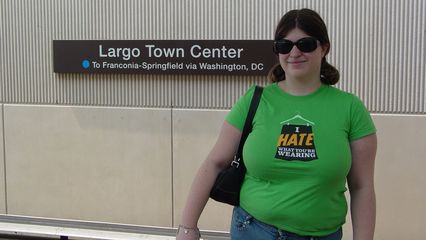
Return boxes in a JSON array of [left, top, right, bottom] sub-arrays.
[[347, 133, 377, 240]]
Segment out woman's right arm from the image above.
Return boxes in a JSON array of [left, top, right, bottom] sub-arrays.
[[176, 121, 242, 240]]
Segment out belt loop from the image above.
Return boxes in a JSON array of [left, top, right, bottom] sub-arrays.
[[276, 229, 281, 240], [276, 229, 285, 240]]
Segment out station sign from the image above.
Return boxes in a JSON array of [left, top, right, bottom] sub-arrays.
[[53, 40, 277, 75]]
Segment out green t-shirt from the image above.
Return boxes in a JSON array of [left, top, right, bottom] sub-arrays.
[[226, 83, 376, 236]]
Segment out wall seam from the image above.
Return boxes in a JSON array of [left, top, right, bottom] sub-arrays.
[[1, 104, 8, 213], [170, 107, 174, 228]]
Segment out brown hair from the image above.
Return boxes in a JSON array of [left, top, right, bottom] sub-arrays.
[[268, 9, 340, 85]]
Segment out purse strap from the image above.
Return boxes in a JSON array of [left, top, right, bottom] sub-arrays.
[[233, 86, 263, 167]]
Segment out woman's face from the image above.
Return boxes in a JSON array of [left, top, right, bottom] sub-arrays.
[[278, 27, 327, 81]]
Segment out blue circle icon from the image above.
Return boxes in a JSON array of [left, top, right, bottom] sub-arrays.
[[82, 60, 90, 69]]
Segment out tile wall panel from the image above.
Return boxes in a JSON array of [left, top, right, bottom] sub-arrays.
[[3, 105, 172, 226]]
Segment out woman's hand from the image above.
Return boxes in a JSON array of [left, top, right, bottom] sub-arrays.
[[176, 225, 201, 240]]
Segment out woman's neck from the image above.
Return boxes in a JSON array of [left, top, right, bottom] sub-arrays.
[[278, 77, 322, 96]]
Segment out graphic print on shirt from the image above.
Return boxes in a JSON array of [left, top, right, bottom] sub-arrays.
[[275, 115, 318, 161]]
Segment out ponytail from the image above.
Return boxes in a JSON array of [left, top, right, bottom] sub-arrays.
[[320, 58, 339, 85], [267, 63, 285, 83]]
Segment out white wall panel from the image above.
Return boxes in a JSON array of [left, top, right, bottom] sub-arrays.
[[3, 105, 172, 226], [0, 0, 424, 112]]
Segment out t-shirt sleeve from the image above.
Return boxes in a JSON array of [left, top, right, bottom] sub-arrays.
[[349, 96, 376, 141], [225, 85, 256, 131]]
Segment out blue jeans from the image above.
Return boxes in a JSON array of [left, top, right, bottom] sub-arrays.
[[230, 207, 342, 240]]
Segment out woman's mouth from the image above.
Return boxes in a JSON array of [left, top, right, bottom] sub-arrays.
[[288, 60, 306, 64]]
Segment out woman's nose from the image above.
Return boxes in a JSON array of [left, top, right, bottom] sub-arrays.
[[289, 45, 302, 56]]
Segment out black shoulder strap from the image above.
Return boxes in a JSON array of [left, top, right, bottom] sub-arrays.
[[236, 86, 263, 160]]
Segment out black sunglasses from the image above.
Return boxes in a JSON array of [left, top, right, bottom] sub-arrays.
[[273, 37, 319, 54]]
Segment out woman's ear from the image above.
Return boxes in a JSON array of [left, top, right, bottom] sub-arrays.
[[321, 43, 330, 57]]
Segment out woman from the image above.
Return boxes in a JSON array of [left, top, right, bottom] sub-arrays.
[[177, 8, 377, 240]]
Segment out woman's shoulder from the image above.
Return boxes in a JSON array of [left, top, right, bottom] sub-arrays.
[[325, 85, 361, 101], [263, 83, 277, 91], [323, 86, 371, 115], [239, 83, 273, 98]]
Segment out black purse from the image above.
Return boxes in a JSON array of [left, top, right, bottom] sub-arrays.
[[210, 86, 263, 206]]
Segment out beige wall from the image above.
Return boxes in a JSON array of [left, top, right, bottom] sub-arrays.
[[2, 105, 172, 226], [373, 115, 426, 239], [1, 105, 425, 239]]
